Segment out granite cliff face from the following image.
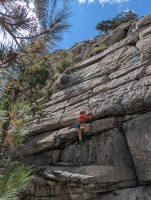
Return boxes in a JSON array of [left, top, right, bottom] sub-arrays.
[[18, 13, 151, 199]]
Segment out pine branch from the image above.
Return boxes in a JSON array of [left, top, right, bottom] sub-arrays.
[[0, 19, 22, 48]]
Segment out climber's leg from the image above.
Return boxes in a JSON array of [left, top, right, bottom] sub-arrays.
[[84, 123, 90, 133], [78, 128, 82, 141], [78, 127, 85, 144], [84, 124, 92, 140]]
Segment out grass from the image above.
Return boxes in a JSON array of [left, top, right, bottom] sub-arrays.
[[86, 44, 108, 58], [0, 162, 34, 200]]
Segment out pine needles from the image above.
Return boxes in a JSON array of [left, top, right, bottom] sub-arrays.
[[0, 162, 33, 200]]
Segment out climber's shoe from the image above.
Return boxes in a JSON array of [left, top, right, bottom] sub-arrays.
[[79, 140, 84, 144], [84, 132, 92, 140], [82, 134, 86, 141], [87, 132, 92, 137]]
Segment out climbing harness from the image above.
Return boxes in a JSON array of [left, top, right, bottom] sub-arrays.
[[74, 122, 85, 129]]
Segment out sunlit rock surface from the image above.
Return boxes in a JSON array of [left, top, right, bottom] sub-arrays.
[[18, 14, 151, 199]]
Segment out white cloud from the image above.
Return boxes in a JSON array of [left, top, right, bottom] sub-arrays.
[[79, 0, 86, 3], [78, 0, 130, 4], [124, 9, 135, 13], [89, 0, 95, 3], [99, 0, 129, 4]]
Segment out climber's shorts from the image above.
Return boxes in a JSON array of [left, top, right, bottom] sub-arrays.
[[74, 122, 80, 129]]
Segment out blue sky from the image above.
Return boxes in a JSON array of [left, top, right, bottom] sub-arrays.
[[59, 0, 151, 50]]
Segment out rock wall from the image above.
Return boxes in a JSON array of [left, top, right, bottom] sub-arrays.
[[18, 14, 151, 200]]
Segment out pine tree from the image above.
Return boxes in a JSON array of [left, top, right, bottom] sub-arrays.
[[0, 1, 72, 199], [0, 0, 71, 48], [95, 10, 138, 34]]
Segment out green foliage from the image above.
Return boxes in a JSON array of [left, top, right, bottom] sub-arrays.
[[95, 20, 114, 33], [0, 98, 9, 110], [2, 39, 52, 106], [11, 100, 31, 118], [115, 10, 138, 24], [53, 50, 73, 73], [0, 98, 9, 128], [0, 99, 31, 147], [87, 44, 108, 58], [22, 68, 49, 88], [0, 162, 33, 200], [0, 43, 73, 148], [0, 0, 72, 104], [0, 0, 72, 150], [0, 110, 8, 128], [9, 100, 31, 147], [55, 58, 73, 73], [96, 10, 138, 33], [0, 3, 72, 199]]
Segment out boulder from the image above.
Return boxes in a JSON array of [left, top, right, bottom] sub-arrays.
[[124, 111, 151, 184]]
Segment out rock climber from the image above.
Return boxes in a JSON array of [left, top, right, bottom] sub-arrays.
[[74, 110, 93, 144]]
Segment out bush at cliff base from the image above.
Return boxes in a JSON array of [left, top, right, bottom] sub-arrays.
[[0, 161, 34, 200]]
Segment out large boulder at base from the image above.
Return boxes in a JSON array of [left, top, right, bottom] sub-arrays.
[[124, 111, 151, 184]]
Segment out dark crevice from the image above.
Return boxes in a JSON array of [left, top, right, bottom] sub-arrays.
[[120, 124, 140, 186]]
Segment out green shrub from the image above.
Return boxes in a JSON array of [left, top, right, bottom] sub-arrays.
[[0, 97, 9, 127], [0, 162, 34, 200], [0, 98, 9, 110], [54, 58, 73, 73], [8, 100, 31, 147], [87, 44, 108, 58], [12, 100, 31, 118]]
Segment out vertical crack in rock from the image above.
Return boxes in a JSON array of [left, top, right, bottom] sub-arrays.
[[58, 100, 69, 128], [90, 89, 100, 119], [113, 47, 128, 74], [134, 44, 145, 77], [54, 129, 60, 148], [121, 121, 140, 184], [132, 42, 150, 112], [135, 33, 151, 77], [88, 90, 93, 114]]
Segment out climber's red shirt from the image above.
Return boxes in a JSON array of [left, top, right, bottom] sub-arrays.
[[77, 113, 90, 123]]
